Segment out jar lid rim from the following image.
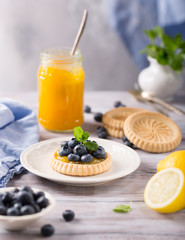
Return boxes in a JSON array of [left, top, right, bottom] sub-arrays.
[[40, 47, 82, 60]]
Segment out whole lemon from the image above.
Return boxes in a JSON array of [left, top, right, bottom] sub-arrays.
[[157, 150, 185, 175]]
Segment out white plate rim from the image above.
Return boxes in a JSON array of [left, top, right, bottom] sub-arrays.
[[20, 137, 141, 185]]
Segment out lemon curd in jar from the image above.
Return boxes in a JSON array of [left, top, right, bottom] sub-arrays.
[[38, 48, 85, 131]]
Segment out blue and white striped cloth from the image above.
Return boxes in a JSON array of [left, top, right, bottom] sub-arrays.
[[0, 99, 39, 187]]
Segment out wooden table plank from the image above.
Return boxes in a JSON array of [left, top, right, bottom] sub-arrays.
[[0, 91, 184, 240]]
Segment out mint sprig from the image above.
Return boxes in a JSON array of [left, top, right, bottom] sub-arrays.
[[141, 26, 185, 72], [113, 203, 132, 213], [73, 126, 98, 151]]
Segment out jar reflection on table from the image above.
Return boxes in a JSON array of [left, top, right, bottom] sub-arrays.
[[37, 47, 85, 131]]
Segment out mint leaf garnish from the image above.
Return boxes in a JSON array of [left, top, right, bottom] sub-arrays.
[[73, 126, 83, 142], [113, 203, 132, 213], [84, 141, 98, 151], [73, 126, 98, 151], [141, 26, 185, 72], [81, 131, 89, 142]]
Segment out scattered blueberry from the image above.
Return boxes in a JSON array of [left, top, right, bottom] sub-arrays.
[[94, 112, 103, 122], [7, 207, 19, 216], [16, 191, 34, 205], [96, 126, 107, 134], [122, 136, 134, 148], [68, 153, 80, 162], [114, 101, 126, 108], [36, 196, 49, 209], [20, 205, 35, 215], [124, 140, 134, 148], [73, 144, 88, 156], [41, 224, 55, 237], [63, 210, 75, 222], [84, 105, 91, 113], [92, 146, 106, 159], [59, 146, 73, 156], [61, 141, 69, 147], [98, 131, 107, 139], [0, 205, 6, 215], [81, 154, 93, 163], [114, 101, 122, 108], [122, 135, 128, 143], [68, 138, 80, 148]]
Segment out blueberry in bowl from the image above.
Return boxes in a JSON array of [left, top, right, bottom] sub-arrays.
[[0, 186, 55, 231]]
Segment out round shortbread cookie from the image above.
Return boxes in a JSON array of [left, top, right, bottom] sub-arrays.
[[102, 107, 145, 138], [50, 152, 112, 176], [124, 111, 182, 153]]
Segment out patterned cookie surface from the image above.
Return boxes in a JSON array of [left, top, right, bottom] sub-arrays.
[[102, 107, 145, 138], [50, 152, 112, 176], [124, 111, 182, 153]]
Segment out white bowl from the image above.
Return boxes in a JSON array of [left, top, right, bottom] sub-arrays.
[[0, 187, 56, 231]]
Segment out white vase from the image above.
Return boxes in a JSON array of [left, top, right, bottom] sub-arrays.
[[138, 57, 182, 100]]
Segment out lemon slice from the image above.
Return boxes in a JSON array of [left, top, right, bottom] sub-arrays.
[[144, 168, 185, 213]]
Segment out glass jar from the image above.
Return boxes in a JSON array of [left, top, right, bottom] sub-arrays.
[[37, 47, 85, 131]]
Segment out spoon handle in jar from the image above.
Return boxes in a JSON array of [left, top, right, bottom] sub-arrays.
[[71, 10, 88, 55]]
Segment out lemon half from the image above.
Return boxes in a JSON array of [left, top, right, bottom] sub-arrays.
[[157, 150, 185, 175], [144, 167, 185, 213]]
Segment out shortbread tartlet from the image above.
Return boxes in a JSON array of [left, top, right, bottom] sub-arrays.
[[50, 151, 112, 176], [49, 127, 112, 176]]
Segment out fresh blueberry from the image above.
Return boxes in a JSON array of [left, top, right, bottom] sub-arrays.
[[36, 196, 49, 209], [20, 205, 35, 215], [92, 146, 106, 159], [68, 138, 80, 148], [0, 205, 6, 215], [61, 141, 69, 147], [124, 140, 134, 148], [96, 126, 107, 134], [98, 131, 107, 139], [63, 210, 75, 222], [7, 207, 20, 216], [2, 192, 13, 205], [20, 186, 34, 197], [13, 188, 20, 193], [84, 105, 91, 113], [41, 224, 55, 237], [32, 204, 41, 213], [114, 101, 126, 108], [94, 112, 103, 122], [13, 203, 22, 210], [73, 144, 88, 156], [81, 154, 93, 163], [67, 153, 80, 162], [58, 146, 73, 156], [34, 191, 45, 201], [114, 101, 122, 108], [122, 135, 128, 143], [16, 190, 34, 205]]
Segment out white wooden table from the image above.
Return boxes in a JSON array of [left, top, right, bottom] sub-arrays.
[[1, 91, 185, 240]]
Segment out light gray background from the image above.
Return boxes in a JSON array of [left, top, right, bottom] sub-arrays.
[[0, 0, 138, 92]]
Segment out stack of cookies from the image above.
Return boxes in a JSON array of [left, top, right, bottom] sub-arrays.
[[102, 107, 182, 153]]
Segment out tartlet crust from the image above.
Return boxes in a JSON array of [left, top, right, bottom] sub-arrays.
[[50, 152, 112, 176], [124, 111, 182, 153], [102, 107, 145, 138]]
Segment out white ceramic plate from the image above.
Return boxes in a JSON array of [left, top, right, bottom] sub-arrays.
[[20, 137, 141, 186]]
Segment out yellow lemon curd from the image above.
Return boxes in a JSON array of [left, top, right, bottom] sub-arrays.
[[55, 151, 106, 165], [38, 66, 84, 131]]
